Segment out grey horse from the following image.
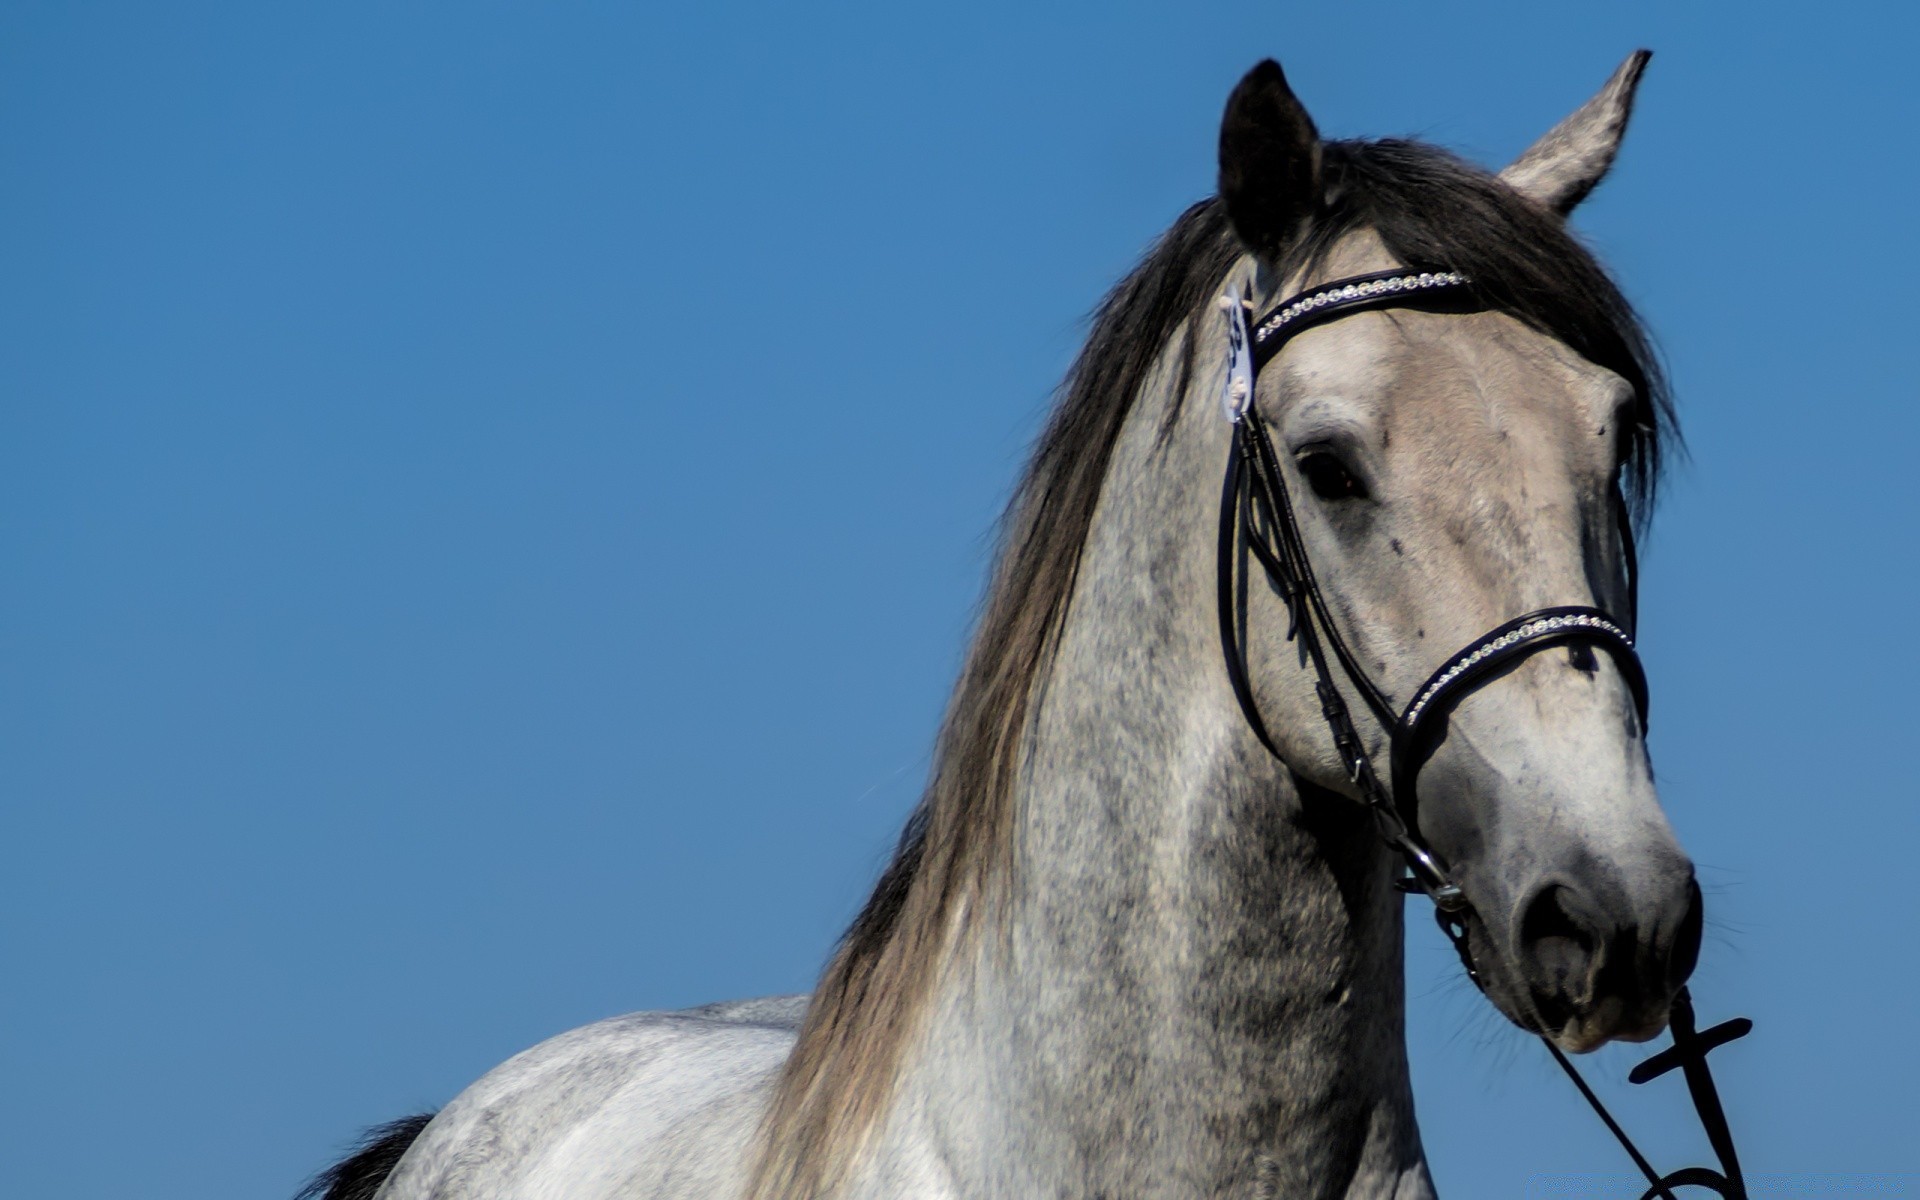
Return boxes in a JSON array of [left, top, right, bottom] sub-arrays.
[[302, 51, 1701, 1200]]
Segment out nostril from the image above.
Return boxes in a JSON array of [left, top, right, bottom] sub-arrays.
[[1669, 876, 1704, 988], [1520, 884, 1599, 1008]]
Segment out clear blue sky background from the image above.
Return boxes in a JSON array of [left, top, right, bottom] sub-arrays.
[[3, 4, 1914, 1197]]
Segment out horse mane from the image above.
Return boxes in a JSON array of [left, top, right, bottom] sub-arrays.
[[747, 139, 1672, 1200]]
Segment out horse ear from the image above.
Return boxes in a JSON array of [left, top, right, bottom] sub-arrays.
[[1218, 60, 1322, 259], [1500, 51, 1652, 215]]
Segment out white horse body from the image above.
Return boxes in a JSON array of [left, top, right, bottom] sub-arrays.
[[377, 998, 803, 1199], [310, 52, 1705, 1200]]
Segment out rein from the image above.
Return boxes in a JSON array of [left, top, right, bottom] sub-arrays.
[[1215, 268, 1752, 1200]]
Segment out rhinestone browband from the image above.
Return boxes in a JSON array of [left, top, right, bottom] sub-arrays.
[[1251, 270, 1472, 369]]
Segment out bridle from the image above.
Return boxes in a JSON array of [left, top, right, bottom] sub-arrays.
[[1215, 267, 1752, 1200]]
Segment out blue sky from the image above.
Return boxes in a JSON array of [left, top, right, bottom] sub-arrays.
[[2, 3, 1914, 1197]]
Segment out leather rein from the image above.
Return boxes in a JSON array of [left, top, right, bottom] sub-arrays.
[[1215, 267, 1751, 1200]]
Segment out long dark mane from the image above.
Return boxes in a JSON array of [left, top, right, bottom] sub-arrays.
[[749, 138, 1672, 1200]]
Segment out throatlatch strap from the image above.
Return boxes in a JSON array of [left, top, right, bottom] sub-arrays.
[[1216, 437, 1282, 761], [1216, 413, 1460, 906]]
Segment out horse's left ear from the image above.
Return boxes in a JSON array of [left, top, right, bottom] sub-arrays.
[[1219, 59, 1322, 259], [1500, 50, 1652, 215]]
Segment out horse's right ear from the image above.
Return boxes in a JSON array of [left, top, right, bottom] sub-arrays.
[[1218, 60, 1322, 260]]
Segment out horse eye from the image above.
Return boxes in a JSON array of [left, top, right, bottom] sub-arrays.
[[1298, 451, 1368, 501]]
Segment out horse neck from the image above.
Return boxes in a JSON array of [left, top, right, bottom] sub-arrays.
[[872, 338, 1430, 1199]]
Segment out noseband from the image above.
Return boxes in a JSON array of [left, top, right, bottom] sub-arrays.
[[1215, 267, 1750, 1200]]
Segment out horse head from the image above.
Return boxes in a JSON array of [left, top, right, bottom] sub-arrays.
[[1218, 54, 1701, 1052]]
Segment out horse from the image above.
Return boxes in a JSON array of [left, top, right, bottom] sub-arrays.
[[302, 51, 1703, 1199]]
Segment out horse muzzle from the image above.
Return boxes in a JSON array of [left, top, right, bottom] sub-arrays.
[[1496, 867, 1705, 1052]]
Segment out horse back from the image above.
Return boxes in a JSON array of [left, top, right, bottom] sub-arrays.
[[374, 997, 806, 1200]]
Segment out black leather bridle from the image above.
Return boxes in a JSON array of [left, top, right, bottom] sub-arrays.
[[1216, 267, 1751, 1200]]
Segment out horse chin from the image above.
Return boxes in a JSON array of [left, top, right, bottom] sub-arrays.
[[1548, 1005, 1670, 1054], [1483, 973, 1674, 1053], [1467, 927, 1675, 1053]]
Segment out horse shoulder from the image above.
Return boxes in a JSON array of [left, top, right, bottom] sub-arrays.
[[377, 997, 807, 1200]]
